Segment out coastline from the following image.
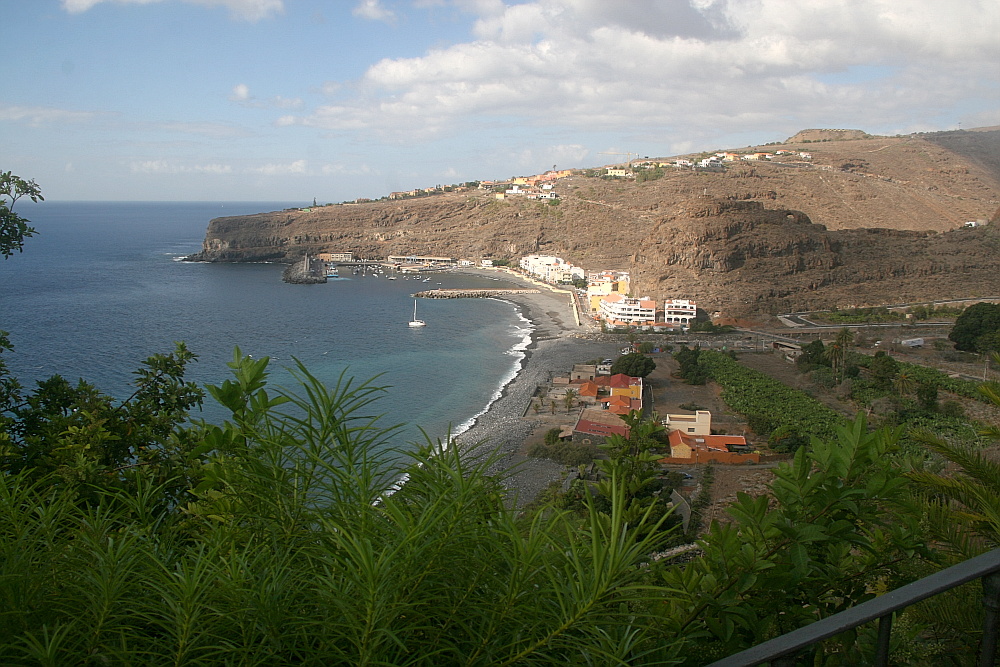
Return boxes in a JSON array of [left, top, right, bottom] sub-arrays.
[[448, 269, 615, 506]]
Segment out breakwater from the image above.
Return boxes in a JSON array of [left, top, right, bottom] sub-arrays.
[[415, 288, 541, 299]]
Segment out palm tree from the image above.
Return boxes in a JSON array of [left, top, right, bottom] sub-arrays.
[[828, 327, 854, 383], [564, 388, 577, 413], [907, 355, 1000, 555], [893, 369, 917, 398]]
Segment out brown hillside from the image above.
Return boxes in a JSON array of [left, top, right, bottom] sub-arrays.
[[191, 131, 1000, 317]]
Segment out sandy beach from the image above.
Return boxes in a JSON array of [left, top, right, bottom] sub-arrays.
[[449, 269, 618, 506]]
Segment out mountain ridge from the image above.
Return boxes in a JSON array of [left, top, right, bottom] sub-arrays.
[[189, 128, 1000, 317]]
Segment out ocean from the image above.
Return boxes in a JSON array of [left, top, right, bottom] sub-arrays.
[[0, 202, 531, 452]]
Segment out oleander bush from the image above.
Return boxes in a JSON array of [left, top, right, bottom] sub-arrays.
[[0, 352, 680, 665]]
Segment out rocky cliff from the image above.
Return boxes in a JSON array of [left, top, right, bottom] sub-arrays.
[[189, 130, 1000, 317]]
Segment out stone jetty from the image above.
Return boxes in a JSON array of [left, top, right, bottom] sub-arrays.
[[415, 288, 541, 298]]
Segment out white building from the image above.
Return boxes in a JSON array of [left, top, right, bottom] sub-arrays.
[[519, 255, 584, 283], [661, 410, 712, 435], [662, 299, 697, 327], [599, 293, 656, 326]]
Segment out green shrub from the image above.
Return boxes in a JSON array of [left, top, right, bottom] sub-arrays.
[[529, 440, 602, 466]]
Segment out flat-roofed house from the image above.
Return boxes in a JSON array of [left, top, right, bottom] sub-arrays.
[[660, 431, 759, 465], [661, 410, 711, 435]]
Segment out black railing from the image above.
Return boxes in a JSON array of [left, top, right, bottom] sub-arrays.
[[708, 548, 1000, 667]]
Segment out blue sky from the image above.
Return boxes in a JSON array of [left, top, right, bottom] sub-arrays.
[[5, 0, 999, 202]]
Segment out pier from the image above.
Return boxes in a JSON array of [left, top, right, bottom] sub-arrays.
[[415, 288, 541, 298]]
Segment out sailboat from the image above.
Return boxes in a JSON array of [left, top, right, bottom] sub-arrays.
[[408, 299, 426, 327]]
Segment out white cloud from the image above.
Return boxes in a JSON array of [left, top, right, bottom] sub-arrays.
[[283, 0, 999, 145], [352, 0, 395, 23], [231, 83, 251, 101], [61, 0, 284, 22], [322, 163, 373, 175], [130, 160, 233, 174], [155, 121, 255, 138], [247, 160, 308, 175], [230, 83, 303, 110], [0, 104, 100, 126]]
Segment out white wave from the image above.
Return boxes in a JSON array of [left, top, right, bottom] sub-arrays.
[[380, 297, 535, 499], [446, 303, 535, 443]]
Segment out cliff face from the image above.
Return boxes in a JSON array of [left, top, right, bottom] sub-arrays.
[[633, 198, 1000, 315], [190, 130, 1000, 317]]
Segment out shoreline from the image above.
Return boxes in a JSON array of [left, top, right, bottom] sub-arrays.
[[447, 269, 615, 506]]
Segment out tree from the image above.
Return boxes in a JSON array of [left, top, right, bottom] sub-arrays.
[[975, 330, 1000, 354], [1, 342, 204, 506], [869, 350, 899, 390], [563, 388, 577, 412], [826, 327, 854, 383], [611, 352, 656, 378], [949, 302, 1000, 351], [892, 369, 917, 399], [796, 339, 827, 369], [0, 171, 43, 258]]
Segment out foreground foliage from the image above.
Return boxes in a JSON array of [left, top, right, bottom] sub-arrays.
[[653, 415, 940, 664], [0, 353, 681, 665]]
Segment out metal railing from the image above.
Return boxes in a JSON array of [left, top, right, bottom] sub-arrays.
[[708, 548, 1000, 667]]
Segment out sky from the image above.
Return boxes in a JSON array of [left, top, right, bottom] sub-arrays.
[[4, 0, 999, 202]]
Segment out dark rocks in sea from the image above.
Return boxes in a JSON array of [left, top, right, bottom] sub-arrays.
[[282, 259, 327, 284]]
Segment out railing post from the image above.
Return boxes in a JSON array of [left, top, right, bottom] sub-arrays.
[[875, 613, 893, 666], [981, 572, 1000, 667]]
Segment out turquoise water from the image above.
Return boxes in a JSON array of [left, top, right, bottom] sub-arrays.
[[0, 202, 529, 450]]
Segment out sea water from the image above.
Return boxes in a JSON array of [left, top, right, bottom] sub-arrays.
[[0, 202, 530, 453]]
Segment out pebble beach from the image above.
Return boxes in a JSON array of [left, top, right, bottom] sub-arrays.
[[449, 270, 618, 506]]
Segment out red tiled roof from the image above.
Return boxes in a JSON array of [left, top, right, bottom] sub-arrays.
[[668, 430, 748, 450], [575, 418, 629, 437], [608, 373, 632, 388]]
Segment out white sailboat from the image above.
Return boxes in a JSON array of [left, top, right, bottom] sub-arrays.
[[408, 299, 426, 327]]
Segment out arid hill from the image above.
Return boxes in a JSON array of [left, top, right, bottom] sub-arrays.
[[190, 129, 1000, 317]]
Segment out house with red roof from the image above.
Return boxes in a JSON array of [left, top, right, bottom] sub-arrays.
[[608, 373, 642, 399], [572, 408, 631, 446], [575, 380, 600, 402], [659, 430, 759, 465], [599, 394, 640, 415]]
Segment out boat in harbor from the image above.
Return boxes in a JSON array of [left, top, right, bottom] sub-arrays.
[[408, 300, 426, 328], [326, 265, 339, 278]]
